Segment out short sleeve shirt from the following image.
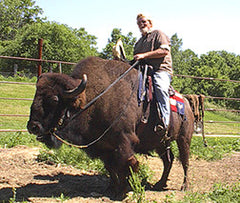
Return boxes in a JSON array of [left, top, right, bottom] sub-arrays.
[[134, 30, 173, 75]]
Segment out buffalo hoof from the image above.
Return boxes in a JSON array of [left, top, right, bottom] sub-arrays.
[[104, 185, 128, 201], [181, 182, 189, 191], [153, 181, 168, 191]]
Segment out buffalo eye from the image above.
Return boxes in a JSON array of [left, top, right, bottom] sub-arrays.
[[42, 95, 59, 116], [47, 95, 59, 105], [43, 95, 59, 109]]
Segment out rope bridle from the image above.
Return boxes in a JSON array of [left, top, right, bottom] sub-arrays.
[[50, 60, 139, 149]]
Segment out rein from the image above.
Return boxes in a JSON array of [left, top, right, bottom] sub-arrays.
[[51, 60, 140, 148], [68, 60, 139, 122]]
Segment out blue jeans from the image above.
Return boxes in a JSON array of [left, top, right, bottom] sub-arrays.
[[152, 71, 171, 128]]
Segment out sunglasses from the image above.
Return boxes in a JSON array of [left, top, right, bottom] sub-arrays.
[[137, 19, 148, 25]]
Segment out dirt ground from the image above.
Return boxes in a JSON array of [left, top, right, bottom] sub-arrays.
[[0, 145, 239, 202]]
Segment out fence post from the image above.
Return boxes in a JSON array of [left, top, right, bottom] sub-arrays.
[[59, 62, 62, 73], [14, 64, 18, 76], [49, 66, 53, 73], [38, 38, 43, 77]]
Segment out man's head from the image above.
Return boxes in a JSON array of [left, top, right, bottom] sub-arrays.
[[136, 13, 152, 35]]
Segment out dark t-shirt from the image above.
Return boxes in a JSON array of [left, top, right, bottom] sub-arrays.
[[134, 29, 173, 74]]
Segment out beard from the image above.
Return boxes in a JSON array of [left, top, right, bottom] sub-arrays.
[[140, 27, 150, 35]]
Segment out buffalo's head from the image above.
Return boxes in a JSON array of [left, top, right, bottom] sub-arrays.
[[27, 73, 87, 148]]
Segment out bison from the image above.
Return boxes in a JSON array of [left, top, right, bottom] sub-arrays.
[[27, 56, 194, 198]]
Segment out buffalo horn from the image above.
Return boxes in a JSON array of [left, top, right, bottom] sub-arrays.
[[63, 74, 87, 98]]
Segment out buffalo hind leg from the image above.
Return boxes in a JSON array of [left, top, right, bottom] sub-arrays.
[[177, 135, 191, 190], [154, 144, 174, 190]]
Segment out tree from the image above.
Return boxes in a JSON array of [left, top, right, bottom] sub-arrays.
[[100, 28, 137, 61], [170, 34, 201, 94], [197, 51, 240, 109], [0, 0, 43, 41], [170, 33, 183, 60], [1, 22, 98, 74]]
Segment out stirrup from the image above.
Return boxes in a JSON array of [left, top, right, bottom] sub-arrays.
[[163, 129, 170, 141], [154, 124, 164, 132]]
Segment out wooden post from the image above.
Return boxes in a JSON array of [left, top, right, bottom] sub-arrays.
[[200, 95, 207, 147], [58, 62, 62, 73], [49, 66, 53, 73], [38, 38, 43, 77], [14, 64, 18, 76]]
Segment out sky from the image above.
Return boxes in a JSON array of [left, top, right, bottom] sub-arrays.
[[35, 0, 240, 56]]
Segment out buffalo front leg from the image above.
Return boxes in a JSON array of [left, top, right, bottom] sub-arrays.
[[116, 154, 139, 196], [104, 163, 119, 193], [106, 155, 139, 193], [104, 147, 139, 199], [154, 144, 174, 190]]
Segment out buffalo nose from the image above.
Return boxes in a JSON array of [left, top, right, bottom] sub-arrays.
[[27, 121, 42, 135]]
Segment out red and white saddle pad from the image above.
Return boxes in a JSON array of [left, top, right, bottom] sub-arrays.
[[170, 91, 185, 115]]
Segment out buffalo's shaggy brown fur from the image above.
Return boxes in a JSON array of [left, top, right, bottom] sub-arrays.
[[27, 56, 194, 199]]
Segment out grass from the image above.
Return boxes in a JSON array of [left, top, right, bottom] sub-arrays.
[[190, 136, 240, 160], [0, 75, 239, 134], [204, 102, 240, 135], [128, 167, 146, 203], [164, 182, 240, 203], [169, 136, 240, 161], [0, 80, 35, 130], [0, 132, 39, 148], [37, 144, 106, 173]]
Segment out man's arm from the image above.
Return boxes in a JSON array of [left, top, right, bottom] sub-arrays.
[[134, 48, 169, 61]]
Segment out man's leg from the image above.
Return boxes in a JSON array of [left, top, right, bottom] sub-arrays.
[[153, 71, 172, 161], [152, 71, 171, 129]]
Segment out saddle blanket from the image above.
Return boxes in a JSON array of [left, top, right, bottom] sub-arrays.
[[170, 91, 185, 115]]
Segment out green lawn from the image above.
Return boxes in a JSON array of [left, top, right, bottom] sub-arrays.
[[0, 82, 35, 130], [204, 108, 240, 135], [0, 77, 239, 135]]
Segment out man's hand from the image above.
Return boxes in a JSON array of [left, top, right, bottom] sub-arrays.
[[134, 53, 146, 61]]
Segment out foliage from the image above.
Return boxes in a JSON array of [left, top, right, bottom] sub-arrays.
[[170, 33, 240, 110], [128, 167, 146, 203], [196, 51, 240, 109], [37, 144, 106, 173], [55, 193, 70, 202], [0, 1, 239, 110], [100, 28, 137, 61], [1, 22, 98, 74], [0, 0, 43, 41], [0, 73, 37, 82]]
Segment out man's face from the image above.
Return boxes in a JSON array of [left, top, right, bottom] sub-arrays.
[[137, 17, 151, 35]]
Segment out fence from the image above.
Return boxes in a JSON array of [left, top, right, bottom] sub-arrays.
[[0, 55, 239, 136]]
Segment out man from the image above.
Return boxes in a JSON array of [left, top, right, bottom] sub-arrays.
[[134, 13, 173, 133]]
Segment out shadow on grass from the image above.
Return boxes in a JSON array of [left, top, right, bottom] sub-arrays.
[[0, 173, 110, 201]]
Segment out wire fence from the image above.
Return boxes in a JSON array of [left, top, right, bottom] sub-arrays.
[[0, 54, 239, 135]]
